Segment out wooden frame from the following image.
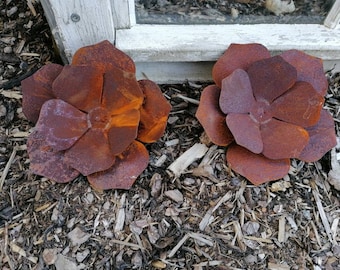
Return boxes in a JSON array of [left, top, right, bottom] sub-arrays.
[[41, 0, 340, 82]]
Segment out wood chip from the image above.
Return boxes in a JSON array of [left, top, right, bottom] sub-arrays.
[[168, 234, 189, 258], [114, 193, 126, 232], [328, 148, 340, 190], [168, 143, 208, 177], [311, 180, 334, 245], [199, 191, 232, 231], [278, 215, 286, 243], [67, 227, 91, 246], [0, 147, 17, 191], [268, 262, 291, 270], [164, 189, 183, 203]]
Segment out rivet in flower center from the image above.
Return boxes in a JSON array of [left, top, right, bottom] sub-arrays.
[[88, 107, 110, 129], [250, 100, 272, 123]]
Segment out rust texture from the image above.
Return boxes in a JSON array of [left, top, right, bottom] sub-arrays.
[[22, 40, 171, 190], [196, 43, 337, 185]]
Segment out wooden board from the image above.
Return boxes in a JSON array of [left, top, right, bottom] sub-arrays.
[[116, 24, 340, 82], [324, 0, 340, 28], [41, 0, 340, 82]]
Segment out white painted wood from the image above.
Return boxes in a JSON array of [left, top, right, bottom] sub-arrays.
[[134, 60, 340, 83], [41, 0, 340, 82], [116, 24, 340, 82], [41, 0, 115, 62], [135, 62, 214, 83], [116, 24, 340, 62], [324, 0, 340, 28], [111, 0, 136, 29]]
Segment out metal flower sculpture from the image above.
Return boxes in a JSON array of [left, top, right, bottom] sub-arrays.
[[196, 43, 336, 185], [22, 40, 171, 190]]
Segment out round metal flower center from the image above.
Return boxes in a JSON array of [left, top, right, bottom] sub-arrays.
[[88, 107, 110, 129], [250, 101, 272, 123]]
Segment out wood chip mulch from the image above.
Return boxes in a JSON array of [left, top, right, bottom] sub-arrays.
[[0, 1, 340, 269]]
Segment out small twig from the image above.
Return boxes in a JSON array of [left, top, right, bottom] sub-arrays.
[[175, 94, 200, 105], [110, 239, 145, 250], [0, 148, 17, 191], [168, 234, 189, 258], [311, 180, 335, 245]]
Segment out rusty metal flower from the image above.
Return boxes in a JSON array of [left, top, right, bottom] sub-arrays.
[[22, 40, 171, 190], [196, 43, 336, 185]]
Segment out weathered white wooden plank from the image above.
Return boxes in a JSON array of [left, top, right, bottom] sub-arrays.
[[135, 62, 214, 83], [116, 24, 340, 62], [134, 60, 340, 83], [324, 0, 340, 28], [41, 0, 115, 62], [111, 0, 136, 29]]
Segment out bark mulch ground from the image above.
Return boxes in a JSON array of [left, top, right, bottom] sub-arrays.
[[0, 1, 340, 269]]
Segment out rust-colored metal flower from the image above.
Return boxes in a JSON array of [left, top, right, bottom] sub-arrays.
[[196, 43, 336, 185], [22, 40, 171, 190]]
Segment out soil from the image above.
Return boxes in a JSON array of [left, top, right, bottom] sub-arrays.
[[136, 0, 335, 24], [1, 1, 340, 270]]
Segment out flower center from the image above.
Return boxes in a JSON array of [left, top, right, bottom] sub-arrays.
[[88, 107, 110, 129], [250, 100, 272, 123]]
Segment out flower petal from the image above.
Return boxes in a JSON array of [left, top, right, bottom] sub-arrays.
[[226, 113, 263, 154], [271, 81, 324, 127], [261, 119, 309, 159], [219, 69, 256, 114], [72, 40, 136, 73], [27, 131, 80, 183], [21, 63, 63, 123], [87, 141, 149, 190], [227, 144, 290, 185], [64, 129, 115, 176], [247, 56, 297, 103], [298, 109, 337, 162], [212, 43, 271, 88], [52, 65, 103, 112], [281, 49, 328, 96], [108, 109, 140, 155], [35, 99, 89, 152], [196, 85, 234, 146], [102, 67, 144, 114], [137, 80, 171, 143]]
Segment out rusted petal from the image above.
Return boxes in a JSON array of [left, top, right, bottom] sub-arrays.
[[219, 69, 256, 114], [88, 141, 149, 190], [22, 63, 63, 123], [261, 119, 309, 159], [196, 85, 234, 146], [52, 65, 103, 112], [64, 129, 115, 176], [247, 56, 297, 103], [281, 49, 328, 96], [227, 144, 290, 185], [137, 80, 171, 143], [298, 109, 337, 162], [226, 113, 263, 154], [72, 40, 136, 73], [102, 67, 144, 114], [35, 99, 89, 152], [212, 43, 271, 88], [27, 131, 80, 183], [271, 81, 324, 127], [108, 109, 140, 155]]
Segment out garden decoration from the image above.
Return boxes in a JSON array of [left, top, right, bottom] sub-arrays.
[[196, 43, 337, 185], [22, 40, 171, 190]]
